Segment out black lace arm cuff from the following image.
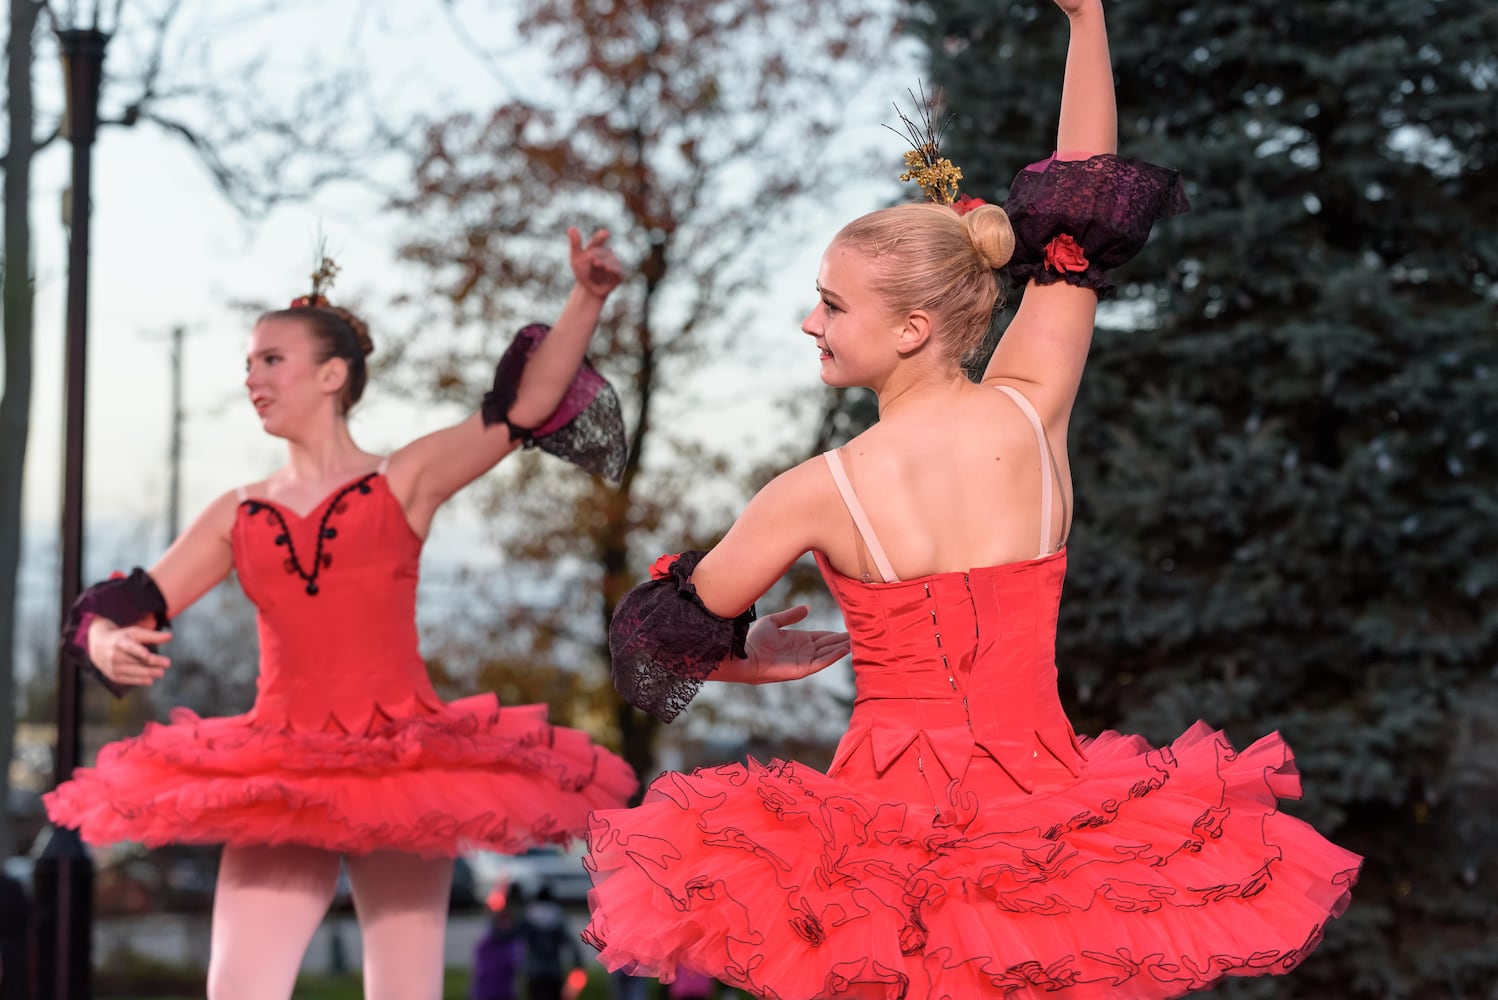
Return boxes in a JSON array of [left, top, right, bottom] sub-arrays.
[[607, 550, 757, 723], [480, 323, 627, 481], [1003, 153, 1189, 298], [62, 568, 170, 699]]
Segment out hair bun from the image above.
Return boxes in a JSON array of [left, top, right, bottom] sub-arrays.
[[963, 203, 1015, 270], [331, 306, 374, 357]]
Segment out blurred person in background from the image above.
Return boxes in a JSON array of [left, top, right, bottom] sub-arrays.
[[520, 885, 582, 1000], [472, 885, 524, 1000], [610, 968, 652, 1000], [666, 967, 713, 1000]]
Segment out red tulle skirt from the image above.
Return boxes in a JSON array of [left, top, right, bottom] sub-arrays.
[[583, 721, 1360, 999], [45, 694, 637, 857]]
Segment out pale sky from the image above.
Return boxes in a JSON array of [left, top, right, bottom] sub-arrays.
[[21, 2, 905, 536], [13, 1, 909, 675]]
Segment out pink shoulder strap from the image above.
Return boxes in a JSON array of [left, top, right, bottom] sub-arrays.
[[377, 455, 390, 476], [822, 450, 898, 584], [994, 385, 1065, 557]]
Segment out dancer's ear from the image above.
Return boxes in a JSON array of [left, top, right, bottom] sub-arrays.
[[895, 310, 933, 356], [319, 356, 350, 398]]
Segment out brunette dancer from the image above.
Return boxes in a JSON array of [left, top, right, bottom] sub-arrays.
[[47, 229, 638, 1000]]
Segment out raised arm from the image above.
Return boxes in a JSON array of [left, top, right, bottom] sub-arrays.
[[983, 0, 1187, 439], [1055, 0, 1117, 159], [505, 228, 621, 430], [388, 227, 623, 536], [981, 0, 1116, 430]]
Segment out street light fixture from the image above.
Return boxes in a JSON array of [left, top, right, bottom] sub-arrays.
[[34, 4, 114, 998]]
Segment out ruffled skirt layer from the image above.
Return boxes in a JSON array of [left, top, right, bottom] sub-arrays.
[[45, 694, 637, 857], [583, 721, 1360, 1000]]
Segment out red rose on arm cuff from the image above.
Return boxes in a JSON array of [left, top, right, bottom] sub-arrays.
[[1043, 233, 1089, 273], [649, 553, 681, 580]]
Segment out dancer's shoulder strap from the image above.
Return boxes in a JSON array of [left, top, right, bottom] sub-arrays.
[[822, 450, 898, 584], [994, 385, 1064, 557]]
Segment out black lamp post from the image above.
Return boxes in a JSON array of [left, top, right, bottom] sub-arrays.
[[32, 14, 110, 1000]]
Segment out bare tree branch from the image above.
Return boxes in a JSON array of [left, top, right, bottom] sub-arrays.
[[384, 0, 896, 781], [434, 0, 522, 93], [39, 0, 61, 36]]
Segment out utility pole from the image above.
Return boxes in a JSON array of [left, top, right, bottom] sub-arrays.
[[166, 325, 184, 544], [36, 15, 113, 1000]]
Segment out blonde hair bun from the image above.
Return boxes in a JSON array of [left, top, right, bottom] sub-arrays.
[[963, 203, 1015, 270]]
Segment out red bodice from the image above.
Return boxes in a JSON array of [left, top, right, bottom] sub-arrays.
[[233, 473, 444, 734], [47, 469, 638, 857], [818, 548, 1085, 800]]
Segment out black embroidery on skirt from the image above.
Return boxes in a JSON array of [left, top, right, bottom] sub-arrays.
[[242, 473, 376, 596]]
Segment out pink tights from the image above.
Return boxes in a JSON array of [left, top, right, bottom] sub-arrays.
[[206, 844, 453, 1000]]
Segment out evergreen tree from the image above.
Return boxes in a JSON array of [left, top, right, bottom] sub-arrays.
[[900, 1, 1498, 995]]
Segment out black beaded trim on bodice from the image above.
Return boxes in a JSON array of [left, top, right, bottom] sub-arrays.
[[241, 473, 377, 596]]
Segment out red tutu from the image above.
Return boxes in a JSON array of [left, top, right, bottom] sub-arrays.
[[46, 472, 636, 856], [47, 695, 635, 857], [585, 723, 1357, 999], [586, 546, 1360, 999]]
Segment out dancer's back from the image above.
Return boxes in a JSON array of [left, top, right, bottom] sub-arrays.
[[817, 378, 1082, 814], [816, 376, 1071, 583]]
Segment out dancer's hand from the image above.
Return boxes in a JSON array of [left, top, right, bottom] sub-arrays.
[[568, 226, 624, 300], [89, 618, 171, 686], [720, 605, 850, 684]]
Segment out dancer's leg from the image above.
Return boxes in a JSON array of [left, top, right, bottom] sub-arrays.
[[345, 850, 454, 1000], [207, 844, 341, 1000]]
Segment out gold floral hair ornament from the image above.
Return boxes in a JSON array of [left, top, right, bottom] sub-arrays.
[[290, 256, 339, 309], [886, 85, 990, 217], [887, 83, 964, 207], [291, 234, 340, 308]]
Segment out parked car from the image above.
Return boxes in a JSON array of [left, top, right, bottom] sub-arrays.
[[467, 844, 593, 909], [96, 859, 164, 916], [146, 844, 219, 912]]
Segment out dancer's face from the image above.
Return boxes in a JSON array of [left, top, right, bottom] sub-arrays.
[[801, 241, 903, 388], [245, 318, 346, 438]]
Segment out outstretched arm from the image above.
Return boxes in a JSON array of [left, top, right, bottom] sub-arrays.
[[981, 0, 1116, 429], [690, 461, 850, 682], [388, 227, 623, 536], [717, 605, 850, 685], [608, 459, 851, 721], [150, 490, 240, 616], [80, 490, 238, 689], [689, 460, 831, 619]]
